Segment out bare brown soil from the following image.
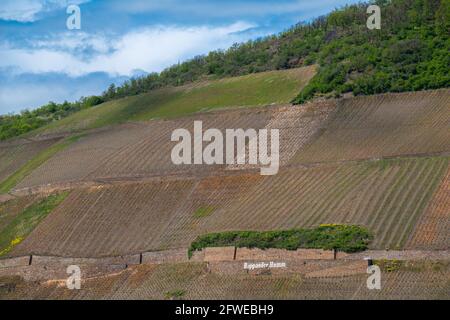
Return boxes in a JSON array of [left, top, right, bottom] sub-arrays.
[[292, 89, 450, 163], [407, 164, 450, 250], [8, 157, 447, 257]]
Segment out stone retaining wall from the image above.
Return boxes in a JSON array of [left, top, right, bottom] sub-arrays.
[[0, 250, 185, 270], [142, 249, 187, 264], [203, 247, 236, 261], [206, 259, 371, 278], [30, 254, 141, 267], [0, 263, 126, 282], [0, 256, 30, 268], [208, 259, 339, 275], [190, 247, 344, 262], [236, 248, 346, 261], [346, 250, 450, 261], [0, 251, 184, 281], [1, 248, 448, 281]]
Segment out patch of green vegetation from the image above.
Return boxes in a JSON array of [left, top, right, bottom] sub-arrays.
[[374, 260, 449, 273], [188, 224, 372, 258], [374, 259, 403, 272], [130, 69, 311, 120], [0, 192, 69, 257], [165, 289, 186, 300], [370, 158, 395, 171], [193, 206, 215, 218], [0, 97, 103, 141], [431, 261, 448, 272], [34, 68, 312, 135], [0, 135, 83, 194], [292, 0, 450, 103], [103, 1, 449, 106]]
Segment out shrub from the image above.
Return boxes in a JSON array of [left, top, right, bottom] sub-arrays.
[[193, 206, 215, 218], [165, 289, 186, 300], [188, 224, 372, 258]]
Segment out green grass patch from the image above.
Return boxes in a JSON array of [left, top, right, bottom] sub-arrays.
[[0, 192, 69, 257], [131, 68, 312, 120], [33, 67, 314, 136], [165, 289, 186, 300], [0, 135, 83, 193], [188, 224, 372, 258], [374, 259, 403, 272], [193, 206, 215, 218], [373, 260, 448, 273]]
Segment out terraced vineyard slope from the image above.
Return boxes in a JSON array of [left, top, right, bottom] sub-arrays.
[[292, 89, 450, 164], [0, 89, 446, 259], [0, 138, 61, 187]]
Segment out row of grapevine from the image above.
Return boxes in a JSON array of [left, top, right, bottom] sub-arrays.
[[2, 261, 448, 300], [11, 157, 448, 257]]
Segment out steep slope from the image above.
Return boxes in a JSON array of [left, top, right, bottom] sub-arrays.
[[13, 101, 333, 190], [0, 138, 61, 186], [407, 163, 450, 250], [292, 90, 450, 163], [10, 157, 447, 257], [31, 66, 315, 138], [2, 0, 449, 143], [3, 89, 449, 258], [10, 89, 450, 192]]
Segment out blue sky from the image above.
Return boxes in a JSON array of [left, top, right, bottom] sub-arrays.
[[0, 0, 361, 114]]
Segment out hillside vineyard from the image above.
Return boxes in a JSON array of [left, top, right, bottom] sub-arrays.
[[0, 0, 449, 303], [0, 89, 447, 257], [0, 85, 449, 300], [170, 121, 280, 175]]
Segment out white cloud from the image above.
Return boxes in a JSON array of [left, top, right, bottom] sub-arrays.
[[0, 22, 255, 77], [0, 0, 89, 22], [111, 0, 356, 18], [0, 73, 117, 113], [0, 83, 67, 113], [29, 32, 111, 54]]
